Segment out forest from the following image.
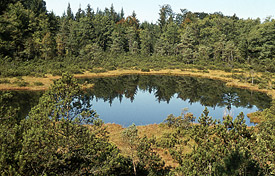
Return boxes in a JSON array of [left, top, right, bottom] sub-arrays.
[[0, 0, 275, 175], [1, 0, 275, 76]]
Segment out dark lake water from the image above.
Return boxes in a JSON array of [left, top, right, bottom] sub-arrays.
[[2, 75, 272, 127]]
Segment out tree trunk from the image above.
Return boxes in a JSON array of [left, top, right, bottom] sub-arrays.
[[132, 159, 137, 176]]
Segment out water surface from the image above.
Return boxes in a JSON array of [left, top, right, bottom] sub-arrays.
[[80, 75, 271, 126], [1, 75, 271, 127]]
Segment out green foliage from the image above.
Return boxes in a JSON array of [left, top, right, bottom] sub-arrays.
[[13, 80, 29, 87], [122, 124, 139, 175], [0, 73, 132, 175], [1, 1, 275, 75], [141, 68, 150, 72], [0, 79, 11, 84], [0, 92, 21, 175], [0, 1, 275, 175], [140, 28, 155, 55], [33, 81, 44, 86], [122, 124, 167, 175], [163, 110, 195, 129], [137, 136, 166, 175], [254, 101, 275, 174], [122, 124, 139, 148], [168, 108, 273, 175]]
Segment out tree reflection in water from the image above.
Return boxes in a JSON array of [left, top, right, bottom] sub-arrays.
[[1, 75, 271, 127], [77, 75, 271, 126], [80, 75, 271, 111]]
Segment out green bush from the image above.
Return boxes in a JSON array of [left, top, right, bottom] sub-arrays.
[[196, 65, 205, 70], [33, 82, 44, 86], [141, 68, 150, 72], [224, 67, 232, 72], [107, 66, 117, 71], [51, 70, 63, 76], [67, 66, 83, 74], [258, 83, 267, 89], [14, 80, 29, 87], [157, 136, 176, 148], [35, 73, 45, 78], [90, 68, 107, 73], [0, 79, 11, 84]]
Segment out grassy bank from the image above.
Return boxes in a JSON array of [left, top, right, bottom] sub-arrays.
[[1, 68, 275, 98], [1, 68, 272, 125], [104, 123, 184, 168], [1, 69, 272, 169]]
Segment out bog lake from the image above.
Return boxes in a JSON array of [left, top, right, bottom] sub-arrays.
[[4, 75, 272, 127]]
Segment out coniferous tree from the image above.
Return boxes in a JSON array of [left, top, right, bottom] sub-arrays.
[[18, 73, 131, 175], [140, 28, 154, 55], [66, 3, 74, 20], [177, 26, 197, 63], [158, 4, 173, 32]]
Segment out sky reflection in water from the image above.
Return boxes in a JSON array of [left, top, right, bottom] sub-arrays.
[[85, 75, 270, 127]]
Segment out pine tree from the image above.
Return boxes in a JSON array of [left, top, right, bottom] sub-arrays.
[[66, 3, 74, 20], [177, 26, 197, 63], [137, 136, 165, 175], [122, 124, 139, 175], [17, 73, 130, 175], [140, 28, 154, 55]]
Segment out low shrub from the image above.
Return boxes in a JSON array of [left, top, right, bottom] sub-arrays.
[[141, 68, 150, 72], [14, 80, 29, 87], [0, 79, 11, 84], [51, 70, 63, 76], [224, 67, 232, 72], [258, 83, 267, 89], [34, 82, 44, 86], [90, 68, 107, 73], [196, 65, 205, 70], [107, 66, 117, 71], [35, 73, 45, 78]]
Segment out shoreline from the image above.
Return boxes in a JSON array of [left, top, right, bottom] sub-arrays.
[[1, 68, 274, 99]]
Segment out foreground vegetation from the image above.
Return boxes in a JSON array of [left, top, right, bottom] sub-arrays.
[[1, 0, 275, 175], [1, 73, 274, 175]]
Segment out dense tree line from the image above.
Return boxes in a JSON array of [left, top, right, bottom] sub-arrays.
[[2, 1, 275, 76]]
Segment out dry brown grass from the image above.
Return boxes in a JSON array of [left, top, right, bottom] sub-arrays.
[[1, 69, 274, 99], [137, 124, 180, 167], [103, 123, 128, 155], [0, 68, 272, 124], [0, 74, 60, 91], [247, 111, 264, 123], [104, 123, 185, 167], [1, 69, 275, 99]]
